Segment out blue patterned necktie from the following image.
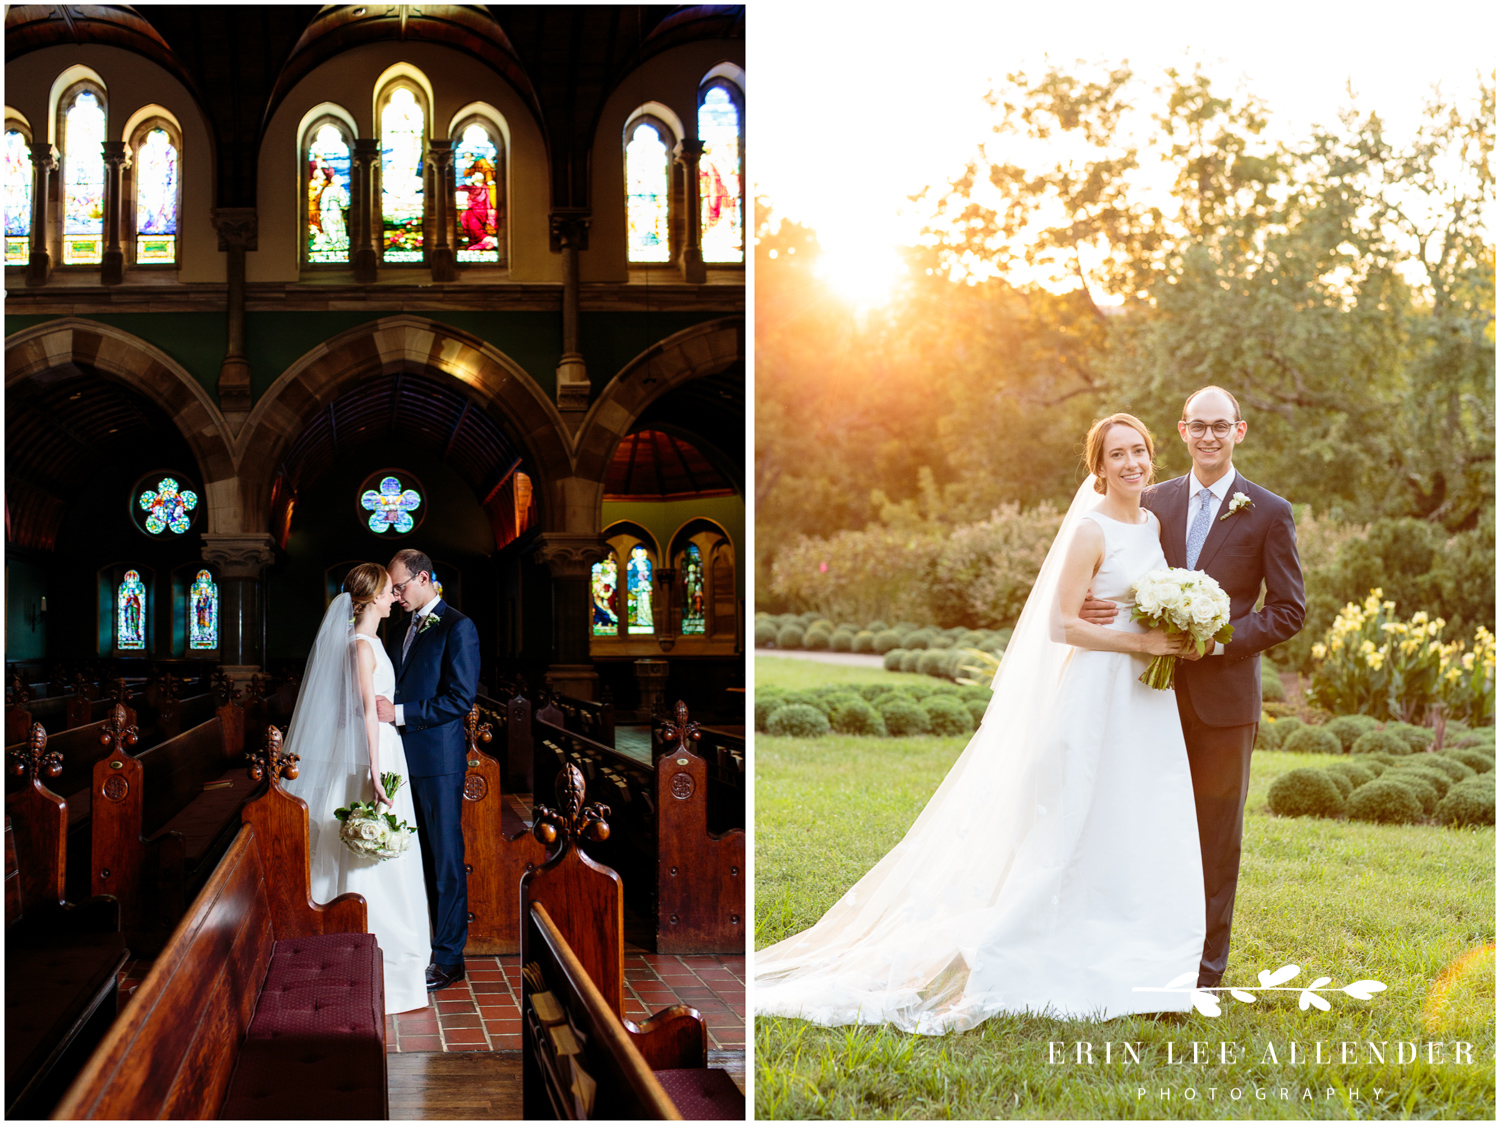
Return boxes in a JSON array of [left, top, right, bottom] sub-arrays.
[[1186, 487, 1214, 570]]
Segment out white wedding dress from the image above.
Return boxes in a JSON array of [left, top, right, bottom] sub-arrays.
[[755, 490, 1207, 1033], [285, 626, 432, 1015]]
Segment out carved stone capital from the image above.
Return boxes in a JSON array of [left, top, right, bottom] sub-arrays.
[[674, 139, 705, 166], [211, 207, 258, 252], [29, 143, 57, 172], [102, 139, 131, 170], [202, 533, 276, 577], [534, 533, 605, 580], [352, 138, 380, 167], [427, 139, 454, 170], [548, 209, 592, 253]]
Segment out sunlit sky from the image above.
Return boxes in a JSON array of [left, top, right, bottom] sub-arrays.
[[753, 0, 1498, 307]]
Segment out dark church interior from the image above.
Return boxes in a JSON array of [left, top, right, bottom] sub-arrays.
[[6, 4, 745, 1117]]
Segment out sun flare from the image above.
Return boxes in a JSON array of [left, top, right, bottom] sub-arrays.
[[815, 241, 904, 311]]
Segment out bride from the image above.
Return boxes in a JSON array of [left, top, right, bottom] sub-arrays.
[[282, 563, 432, 1014], [755, 414, 1208, 1033]]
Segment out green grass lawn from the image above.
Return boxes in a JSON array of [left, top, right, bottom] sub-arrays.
[[754, 661, 1496, 1119], [756, 654, 934, 690]]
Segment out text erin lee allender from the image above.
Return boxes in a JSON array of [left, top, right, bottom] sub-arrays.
[[1047, 1040, 1479, 1066]]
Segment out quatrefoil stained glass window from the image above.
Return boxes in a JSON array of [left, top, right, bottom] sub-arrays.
[[132, 472, 200, 537], [358, 471, 425, 535]]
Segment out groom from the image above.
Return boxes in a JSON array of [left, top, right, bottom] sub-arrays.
[[1084, 386, 1305, 988], [375, 548, 480, 991]]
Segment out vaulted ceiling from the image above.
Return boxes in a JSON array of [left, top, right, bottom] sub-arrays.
[[4, 3, 745, 209]]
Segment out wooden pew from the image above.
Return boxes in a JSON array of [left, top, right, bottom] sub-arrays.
[[54, 730, 387, 1120], [460, 708, 548, 955], [520, 765, 743, 1121], [7, 676, 37, 744], [548, 690, 616, 751], [477, 688, 540, 792], [90, 708, 265, 953], [5, 727, 128, 1120], [535, 702, 745, 953], [212, 672, 246, 758]]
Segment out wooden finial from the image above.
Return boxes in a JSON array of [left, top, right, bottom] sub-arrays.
[[248, 725, 299, 783], [99, 704, 140, 756], [465, 706, 493, 753], [657, 699, 701, 755], [212, 671, 241, 706], [533, 763, 610, 849], [9, 722, 62, 781]]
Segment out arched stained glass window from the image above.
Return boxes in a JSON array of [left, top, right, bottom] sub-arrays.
[[681, 543, 705, 634], [359, 471, 424, 535], [5, 130, 31, 265], [627, 545, 654, 634], [63, 89, 106, 265], [189, 570, 218, 650], [698, 84, 742, 264], [134, 127, 178, 263], [118, 570, 146, 650], [307, 122, 352, 264], [454, 122, 499, 263], [591, 556, 619, 636], [137, 475, 198, 534], [626, 121, 670, 263], [381, 87, 425, 262]]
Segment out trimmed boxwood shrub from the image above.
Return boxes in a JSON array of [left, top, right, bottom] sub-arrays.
[[883, 648, 909, 672], [803, 629, 831, 651], [1352, 730, 1410, 757], [1385, 723, 1436, 752], [1261, 662, 1286, 702], [1420, 755, 1477, 783], [1347, 779, 1424, 824], [754, 622, 778, 648], [922, 695, 975, 736], [915, 649, 950, 677], [866, 620, 890, 634], [766, 704, 831, 738], [1257, 717, 1302, 751], [927, 634, 956, 650], [851, 630, 877, 654], [899, 650, 922, 673], [830, 699, 888, 737], [821, 691, 863, 712], [1382, 771, 1439, 814], [1443, 749, 1494, 774], [777, 625, 805, 650], [1281, 726, 1342, 756], [1392, 763, 1452, 798], [754, 690, 787, 731], [830, 630, 856, 652], [1267, 769, 1346, 818], [1323, 715, 1381, 753], [923, 683, 961, 697], [858, 683, 889, 702], [1435, 783, 1496, 827], [872, 630, 904, 655], [774, 690, 826, 715], [1364, 751, 1397, 767], [1321, 769, 1354, 798], [877, 696, 931, 736], [964, 698, 990, 725], [1326, 760, 1377, 790], [901, 633, 931, 651]]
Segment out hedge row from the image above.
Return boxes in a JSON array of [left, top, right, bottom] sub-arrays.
[[1267, 739, 1495, 828], [754, 612, 1011, 662], [1257, 713, 1495, 759], [757, 681, 992, 738]]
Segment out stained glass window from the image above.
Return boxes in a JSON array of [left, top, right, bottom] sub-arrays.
[[454, 123, 499, 263], [63, 90, 106, 265], [189, 570, 218, 650], [134, 128, 177, 264], [138, 476, 198, 534], [307, 123, 351, 264], [591, 556, 619, 636], [627, 546, 654, 634], [698, 85, 742, 264], [626, 122, 670, 263], [381, 88, 425, 263], [361, 474, 422, 534], [5, 130, 30, 265], [118, 570, 146, 650], [682, 543, 706, 634]]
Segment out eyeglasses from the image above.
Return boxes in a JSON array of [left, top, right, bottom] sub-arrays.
[[390, 573, 426, 595], [1185, 420, 1237, 438]]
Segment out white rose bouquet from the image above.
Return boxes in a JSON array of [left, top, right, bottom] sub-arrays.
[[334, 772, 417, 860], [1130, 568, 1234, 690]]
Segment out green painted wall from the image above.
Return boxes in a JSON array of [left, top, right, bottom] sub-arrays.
[[6, 558, 50, 662], [601, 494, 745, 602]]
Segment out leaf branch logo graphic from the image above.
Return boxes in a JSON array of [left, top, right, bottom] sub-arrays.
[[1136, 965, 1387, 1016]]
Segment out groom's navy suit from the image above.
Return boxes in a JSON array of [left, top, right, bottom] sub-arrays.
[[389, 598, 480, 965], [1142, 471, 1305, 985]]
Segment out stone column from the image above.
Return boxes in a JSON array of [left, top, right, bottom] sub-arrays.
[[427, 139, 456, 282], [210, 208, 258, 421], [535, 532, 604, 701], [654, 566, 677, 653], [674, 140, 707, 284], [100, 140, 130, 284], [352, 139, 380, 283], [201, 534, 276, 681], [27, 143, 57, 287], [548, 210, 592, 427]]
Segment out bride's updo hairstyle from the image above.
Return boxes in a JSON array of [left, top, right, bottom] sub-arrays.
[[344, 563, 390, 617], [1084, 413, 1156, 494]]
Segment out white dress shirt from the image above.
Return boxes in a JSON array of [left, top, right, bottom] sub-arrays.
[[1186, 467, 1236, 656], [393, 593, 442, 727]]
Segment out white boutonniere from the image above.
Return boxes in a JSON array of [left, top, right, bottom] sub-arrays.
[[417, 612, 442, 635], [1219, 492, 1253, 521]]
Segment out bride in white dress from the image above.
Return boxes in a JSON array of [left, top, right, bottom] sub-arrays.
[[755, 414, 1208, 1033], [282, 564, 432, 1014]]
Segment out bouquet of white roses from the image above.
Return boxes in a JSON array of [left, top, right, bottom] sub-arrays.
[[1130, 568, 1234, 690], [334, 772, 417, 860]]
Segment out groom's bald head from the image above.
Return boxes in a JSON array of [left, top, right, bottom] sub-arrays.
[[1182, 385, 1241, 421]]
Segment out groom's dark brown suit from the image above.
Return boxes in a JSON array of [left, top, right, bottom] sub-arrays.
[[1142, 471, 1305, 986]]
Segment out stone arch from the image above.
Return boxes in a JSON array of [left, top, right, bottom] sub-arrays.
[[237, 314, 574, 535], [572, 316, 743, 516], [4, 318, 238, 530]]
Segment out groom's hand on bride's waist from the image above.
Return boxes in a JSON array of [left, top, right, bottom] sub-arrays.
[[1079, 594, 1119, 625], [375, 696, 396, 723]]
